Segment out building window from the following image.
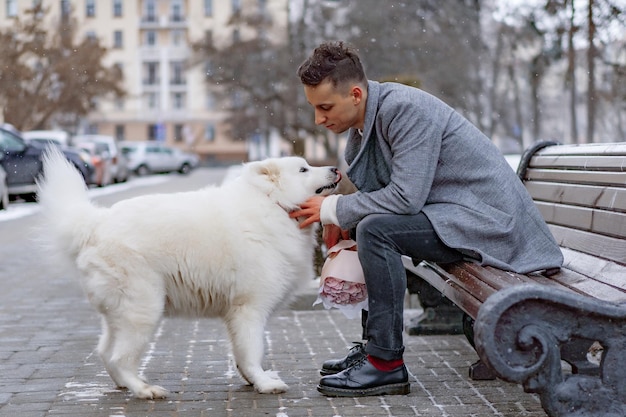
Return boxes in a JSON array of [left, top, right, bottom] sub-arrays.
[[85, 30, 97, 42], [148, 124, 158, 141], [205, 92, 214, 110], [148, 123, 165, 141], [145, 30, 156, 46], [204, 123, 215, 141], [85, 0, 95, 17], [113, 0, 122, 17], [86, 123, 98, 134], [171, 29, 184, 46], [145, 92, 159, 109], [170, 61, 185, 85], [231, 0, 241, 14], [6, 0, 17, 17], [232, 28, 240, 43], [174, 124, 184, 142], [144, 0, 156, 22], [60, 0, 70, 17], [148, 124, 165, 141], [204, 0, 212, 17], [113, 30, 123, 48], [171, 0, 183, 22], [172, 92, 185, 109], [115, 125, 125, 141], [143, 62, 159, 85]]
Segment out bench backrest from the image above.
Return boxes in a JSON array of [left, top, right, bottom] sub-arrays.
[[519, 142, 626, 267]]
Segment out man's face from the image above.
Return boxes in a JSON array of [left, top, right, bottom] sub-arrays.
[[303, 79, 363, 134]]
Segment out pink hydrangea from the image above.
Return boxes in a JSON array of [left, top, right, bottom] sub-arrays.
[[320, 277, 368, 305]]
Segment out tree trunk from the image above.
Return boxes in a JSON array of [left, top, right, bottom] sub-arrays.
[[586, 0, 597, 143], [567, 0, 578, 144], [508, 63, 524, 150], [530, 55, 545, 142]]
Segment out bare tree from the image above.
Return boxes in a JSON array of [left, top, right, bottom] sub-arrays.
[[338, 0, 487, 127], [0, 5, 125, 131], [586, 0, 598, 142], [566, 0, 580, 143]]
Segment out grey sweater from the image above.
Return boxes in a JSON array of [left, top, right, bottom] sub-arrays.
[[337, 81, 563, 274]]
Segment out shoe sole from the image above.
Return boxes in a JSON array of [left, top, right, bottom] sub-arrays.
[[317, 382, 410, 397], [319, 369, 339, 376]]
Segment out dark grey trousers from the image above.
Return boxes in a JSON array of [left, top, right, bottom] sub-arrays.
[[355, 213, 463, 361]]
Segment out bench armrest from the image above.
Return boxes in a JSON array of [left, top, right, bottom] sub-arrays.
[[474, 284, 626, 417]]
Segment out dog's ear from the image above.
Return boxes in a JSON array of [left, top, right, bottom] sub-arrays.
[[253, 160, 281, 184]]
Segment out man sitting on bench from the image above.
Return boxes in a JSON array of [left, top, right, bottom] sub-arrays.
[[290, 40, 564, 398]]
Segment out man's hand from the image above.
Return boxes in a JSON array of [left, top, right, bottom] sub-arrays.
[[289, 195, 325, 228]]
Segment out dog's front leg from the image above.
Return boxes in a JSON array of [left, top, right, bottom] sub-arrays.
[[224, 307, 288, 394]]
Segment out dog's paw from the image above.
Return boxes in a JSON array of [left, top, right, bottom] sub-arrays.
[[134, 384, 169, 399], [254, 376, 288, 394]]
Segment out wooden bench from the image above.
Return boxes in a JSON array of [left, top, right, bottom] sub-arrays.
[[403, 141, 626, 417]]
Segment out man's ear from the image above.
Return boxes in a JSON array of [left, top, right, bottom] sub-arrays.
[[351, 85, 363, 105]]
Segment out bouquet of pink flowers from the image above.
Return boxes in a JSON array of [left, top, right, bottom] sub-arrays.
[[313, 240, 368, 319]]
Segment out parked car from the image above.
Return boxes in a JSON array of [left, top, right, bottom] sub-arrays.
[[72, 134, 129, 183], [120, 141, 199, 176], [0, 162, 8, 210], [74, 141, 114, 187], [25, 139, 96, 187], [23, 130, 70, 147], [0, 124, 94, 201]]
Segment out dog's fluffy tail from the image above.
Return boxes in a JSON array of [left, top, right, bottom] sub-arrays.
[[37, 147, 100, 259]]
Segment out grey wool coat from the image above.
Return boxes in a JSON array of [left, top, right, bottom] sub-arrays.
[[337, 81, 563, 274]]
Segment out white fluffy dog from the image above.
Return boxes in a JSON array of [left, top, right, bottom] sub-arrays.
[[37, 148, 341, 399]]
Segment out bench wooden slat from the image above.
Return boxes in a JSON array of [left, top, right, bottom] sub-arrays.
[[437, 264, 498, 302], [525, 168, 626, 186], [548, 268, 626, 304], [535, 142, 626, 156], [560, 248, 626, 292], [441, 261, 626, 304], [549, 224, 626, 265], [525, 182, 626, 212], [535, 201, 626, 238], [443, 263, 525, 292], [442, 281, 482, 318], [531, 154, 626, 171]]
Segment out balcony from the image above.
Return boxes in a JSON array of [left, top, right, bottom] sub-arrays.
[[139, 14, 188, 29]]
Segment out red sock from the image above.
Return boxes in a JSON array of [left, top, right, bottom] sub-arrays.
[[367, 355, 404, 371]]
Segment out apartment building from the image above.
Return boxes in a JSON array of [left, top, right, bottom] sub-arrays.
[[0, 0, 289, 163]]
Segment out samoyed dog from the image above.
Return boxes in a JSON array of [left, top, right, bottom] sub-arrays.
[[37, 148, 341, 399]]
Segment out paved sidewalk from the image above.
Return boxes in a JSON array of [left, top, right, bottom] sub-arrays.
[[0, 241, 547, 417]]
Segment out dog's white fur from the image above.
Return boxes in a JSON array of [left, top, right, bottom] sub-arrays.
[[37, 148, 339, 399]]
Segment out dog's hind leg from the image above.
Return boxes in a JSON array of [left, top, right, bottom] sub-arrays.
[[98, 310, 169, 399], [224, 306, 288, 394], [92, 271, 169, 400]]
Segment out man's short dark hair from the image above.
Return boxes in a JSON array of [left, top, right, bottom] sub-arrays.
[[297, 41, 367, 91]]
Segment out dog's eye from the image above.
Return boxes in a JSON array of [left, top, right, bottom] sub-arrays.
[[299, 167, 308, 173]]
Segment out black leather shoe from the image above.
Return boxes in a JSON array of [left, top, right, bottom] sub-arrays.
[[320, 342, 366, 376], [317, 356, 410, 397]]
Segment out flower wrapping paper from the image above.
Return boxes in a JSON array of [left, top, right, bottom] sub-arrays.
[[313, 239, 368, 319]]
